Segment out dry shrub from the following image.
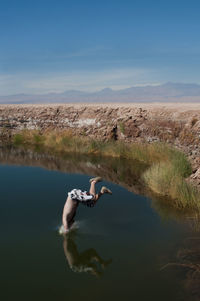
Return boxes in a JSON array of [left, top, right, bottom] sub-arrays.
[[146, 120, 183, 140], [13, 129, 44, 146], [179, 128, 197, 145], [129, 142, 176, 164], [143, 162, 174, 195]]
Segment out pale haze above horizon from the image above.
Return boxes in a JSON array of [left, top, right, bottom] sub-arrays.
[[0, 0, 200, 99]]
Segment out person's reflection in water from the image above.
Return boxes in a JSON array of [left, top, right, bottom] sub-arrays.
[[63, 233, 112, 277]]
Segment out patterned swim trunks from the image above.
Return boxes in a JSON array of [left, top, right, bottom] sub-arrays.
[[68, 189, 95, 207]]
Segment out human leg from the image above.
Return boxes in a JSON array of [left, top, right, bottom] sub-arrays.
[[89, 177, 102, 197], [100, 186, 112, 194], [89, 180, 102, 202], [89, 180, 96, 196], [89, 176, 102, 183], [89, 180, 112, 203]]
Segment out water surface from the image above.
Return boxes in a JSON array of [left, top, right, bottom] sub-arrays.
[[0, 148, 199, 301]]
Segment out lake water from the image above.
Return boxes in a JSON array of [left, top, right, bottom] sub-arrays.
[[0, 148, 199, 301]]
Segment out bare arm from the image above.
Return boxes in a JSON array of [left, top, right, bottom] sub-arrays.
[[62, 199, 70, 231]]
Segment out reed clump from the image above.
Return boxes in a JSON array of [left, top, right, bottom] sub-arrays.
[[12, 129, 199, 209]]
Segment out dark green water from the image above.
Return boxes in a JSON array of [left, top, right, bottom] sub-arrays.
[[0, 148, 199, 301]]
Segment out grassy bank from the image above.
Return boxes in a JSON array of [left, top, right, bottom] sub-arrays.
[[12, 129, 200, 209]]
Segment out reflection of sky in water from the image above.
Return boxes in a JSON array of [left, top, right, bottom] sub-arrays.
[[0, 149, 198, 301]]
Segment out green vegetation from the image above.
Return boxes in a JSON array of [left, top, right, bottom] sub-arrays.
[[119, 121, 125, 134], [11, 129, 200, 210]]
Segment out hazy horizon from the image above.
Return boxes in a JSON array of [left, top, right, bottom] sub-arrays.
[[0, 82, 200, 104]]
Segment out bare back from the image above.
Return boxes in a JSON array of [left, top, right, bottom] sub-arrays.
[[62, 196, 79, 231]]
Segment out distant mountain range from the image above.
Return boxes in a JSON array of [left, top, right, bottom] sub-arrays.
[[1, 82, 200, 104]]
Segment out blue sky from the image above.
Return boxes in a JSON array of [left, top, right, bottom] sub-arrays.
[[0, 0, 200, 95]]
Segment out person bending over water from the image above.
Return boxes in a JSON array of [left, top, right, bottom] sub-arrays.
[[62, 177, 112, 233]]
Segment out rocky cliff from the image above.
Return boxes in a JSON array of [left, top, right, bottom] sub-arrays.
[[0, 103, 200, 185]]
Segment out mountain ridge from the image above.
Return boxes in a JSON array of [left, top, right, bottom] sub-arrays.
[[1, 82, 200, 103]]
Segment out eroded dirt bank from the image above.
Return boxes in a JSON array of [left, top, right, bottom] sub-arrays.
[[0, 103, 200, 186]]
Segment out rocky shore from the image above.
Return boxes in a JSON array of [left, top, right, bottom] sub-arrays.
[[0, 103, 200, 187]]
